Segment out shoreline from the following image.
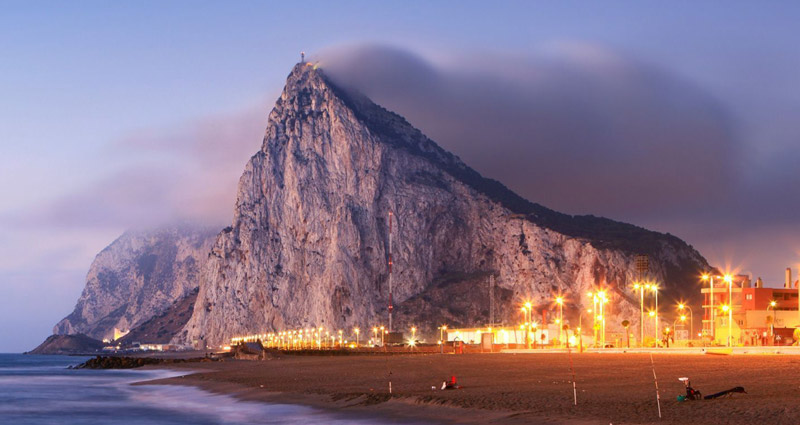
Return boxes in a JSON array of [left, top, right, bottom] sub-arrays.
[[138, 371, 588, 425]]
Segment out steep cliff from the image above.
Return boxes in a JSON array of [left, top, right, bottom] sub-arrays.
[[179, 64, 708, 347], [54, 224, 217, 341]]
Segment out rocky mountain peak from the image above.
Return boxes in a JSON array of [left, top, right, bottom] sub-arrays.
[[177, 63, 708, 348]]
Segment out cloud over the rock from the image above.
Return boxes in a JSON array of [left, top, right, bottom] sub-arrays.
[[319, 44, 742, 219]]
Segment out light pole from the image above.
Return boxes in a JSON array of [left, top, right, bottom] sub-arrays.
[[354, 328, 360, 348], [556, 297, 564, 348], [532, 322, 539, 349], [721, 304, 731, 346], [767, 300, 777, 345], [724, 274, 733, 347], [648, 284, 659, 346], [649, 310, 656, 346], [633, 283, 645, 347], [598, 291, 607, 349], [380, 326, 385, 347], [520, 307, 528, 348], [702, 274, 715, 342], [525, 302, 533, 349], [678, 303, 693, 341], [439, 325, 447, 354], [587, 291, 599, 348], [373, 327, 378, 346]]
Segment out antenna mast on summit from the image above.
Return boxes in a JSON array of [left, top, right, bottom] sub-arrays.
[[300, 51, 305, 63], [388, 211, 394, 333]]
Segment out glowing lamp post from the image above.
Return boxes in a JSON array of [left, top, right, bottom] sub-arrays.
[[556, 297, 564, 348], [411, 326, 417, 344], [597, 291, 607, 349], [647, 284, 659, 346], [721, 304, 731, 347], [354, 328, 360, 348], [767, 300, 777, 345], [439, 325, 447, 354], [633, 283, 645, 347], [724, 274, 733, 347], [648, 310, 656, 346], [701, 274, 715, 341], [678, 303, 693, 341]]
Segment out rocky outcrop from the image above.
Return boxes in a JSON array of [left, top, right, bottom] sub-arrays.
[[27, 334, 104, 355], [54, 224, 218, 341], [178, 64, 708, 348]]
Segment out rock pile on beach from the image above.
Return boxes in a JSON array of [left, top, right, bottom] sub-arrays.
[[71, 356, 218, 369]]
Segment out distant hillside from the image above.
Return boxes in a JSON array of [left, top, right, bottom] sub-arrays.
[[54, 224, 217, 341], [27, 334, 104, 355]]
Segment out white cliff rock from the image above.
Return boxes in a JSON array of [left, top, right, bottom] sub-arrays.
[[54, 224, 217, 341], [178, 64, 708, 347]]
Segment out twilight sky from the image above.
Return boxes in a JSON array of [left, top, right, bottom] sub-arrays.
[[1, 2, 798, 352]]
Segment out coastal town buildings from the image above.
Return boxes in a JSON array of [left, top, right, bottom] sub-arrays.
[[702, 269, 800, 346]]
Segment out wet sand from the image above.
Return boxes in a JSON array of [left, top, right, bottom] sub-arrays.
[[143, 352, 800, 424]]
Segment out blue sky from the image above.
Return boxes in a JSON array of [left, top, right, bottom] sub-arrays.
[[1, 2, 798, 352]]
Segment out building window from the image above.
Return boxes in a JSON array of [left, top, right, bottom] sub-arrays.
[[746, 294, 753, 300]]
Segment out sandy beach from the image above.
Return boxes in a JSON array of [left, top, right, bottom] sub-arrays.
[[139, 351, 800, 424]]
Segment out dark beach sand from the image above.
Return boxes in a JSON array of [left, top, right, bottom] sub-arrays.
[[141, 352, 800, 424]]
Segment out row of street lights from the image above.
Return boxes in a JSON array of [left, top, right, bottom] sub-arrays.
[[232, 324, 424, 350]]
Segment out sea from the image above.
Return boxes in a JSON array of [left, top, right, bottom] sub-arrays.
[[0, 354, 421, 424]]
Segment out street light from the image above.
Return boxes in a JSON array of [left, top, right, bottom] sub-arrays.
[[721, 303, 732, 347], [701, 274, 715, 341], [678, 303, 693, 341], [724, 274, 733, 347], [597, 291, 607, 349], [633, 283, 645, 347], [647, 284, 659, 346], [354, 328, 360, 348], [556, 296, 564, 347], [767, 300, 777, 345], [648, 310, 656, 346], [439, 325, 447, 354]]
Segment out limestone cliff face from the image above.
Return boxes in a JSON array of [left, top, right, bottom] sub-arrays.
[[54, 224, 217, 341], [179, 64, 708, 347]]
